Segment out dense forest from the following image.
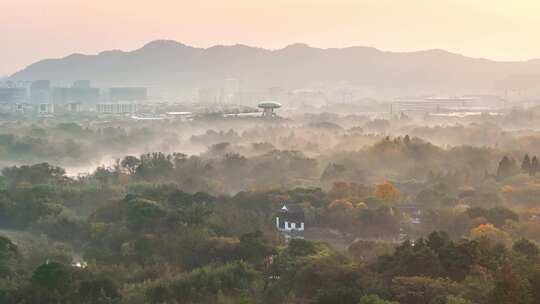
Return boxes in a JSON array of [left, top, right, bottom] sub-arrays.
[[6, 1, 540, 302], [3, 115, 540, 303]]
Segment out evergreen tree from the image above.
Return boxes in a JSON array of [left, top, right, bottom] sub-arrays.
[[497, 156, 514, 180], [531, 156, 540, 176], [521, 154, 531, 173], [403, 134, 411, 145]]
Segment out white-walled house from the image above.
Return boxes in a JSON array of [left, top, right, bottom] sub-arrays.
[[275, 204, 305, 232]]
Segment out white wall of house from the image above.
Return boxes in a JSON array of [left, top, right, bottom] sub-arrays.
[[276, 217, 305, 232]]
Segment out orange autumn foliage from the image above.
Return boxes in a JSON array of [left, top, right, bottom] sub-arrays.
[[329, 199, 354, 210], [374, 182, 400, 202]]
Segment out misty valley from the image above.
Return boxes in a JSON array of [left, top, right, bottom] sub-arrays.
[[4, 0, 540, 295], [2, 104, 540, 303]]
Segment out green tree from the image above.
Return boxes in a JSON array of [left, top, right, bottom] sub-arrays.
[[513, 238, 539, 259], [490, 265, 531, 304], [529, 266, 540, 304], [125, 197, 166, 231], [430, 295, 473, 304], [427, 231, 450, 252], [359, 294, 398, 304], [30, 262, 76, 303], [466, 207, 518, 228], [120, 155, 141, 175], [496, 156, 516, 180], [1, 163, 67, 189], [146, 261, 259, 303], [445, 295, 473, 304], [521, 154, 531, 173], [78, 277, 122, 304], [531, 156, 540, 176], [391, 276, 463, 304], [438, 240, 478, 281], [377, 239, 444, 278], [0, 236, 20, 277], [314, 287, 362, 304], [294, 253, 363, 304], [238, 230, 275, 265], [135, 152, 174, 179], [32, 262, 73, 290]]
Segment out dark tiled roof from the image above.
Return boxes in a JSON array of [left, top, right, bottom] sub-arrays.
[[278, 204, 305, 221]]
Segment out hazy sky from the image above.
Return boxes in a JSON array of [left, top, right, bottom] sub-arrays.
[[2, 0, 540, 75]]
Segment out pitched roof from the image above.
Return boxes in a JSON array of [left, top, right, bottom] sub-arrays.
[[280, 204, 303, 214], [278, 204, 305, 222]]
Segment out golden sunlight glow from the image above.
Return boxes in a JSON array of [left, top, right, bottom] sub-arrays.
[[2, 0, 540, 74]]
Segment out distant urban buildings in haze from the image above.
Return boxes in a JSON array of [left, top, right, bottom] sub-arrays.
[[0, 79, 148, 115]]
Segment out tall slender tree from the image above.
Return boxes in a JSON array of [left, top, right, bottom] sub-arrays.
[[531, 156, 540, 176], [522, 154, 531, 173]]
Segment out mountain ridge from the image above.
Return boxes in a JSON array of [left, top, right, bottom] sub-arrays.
[[10, 40, 540, 95]]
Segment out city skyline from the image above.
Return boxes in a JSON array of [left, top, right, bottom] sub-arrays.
[[2, 0, 540, 75]]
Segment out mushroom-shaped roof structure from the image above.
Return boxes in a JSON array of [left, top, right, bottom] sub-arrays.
[[257, 101, 282, 109]]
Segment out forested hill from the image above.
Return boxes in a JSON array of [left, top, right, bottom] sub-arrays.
[[10, 40, 540, 94]]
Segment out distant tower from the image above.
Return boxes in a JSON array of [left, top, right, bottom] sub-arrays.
[[257, 101, 281, 117]]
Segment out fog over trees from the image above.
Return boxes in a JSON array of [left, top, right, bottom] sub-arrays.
[[3, 20, 540, 303], [2, 106, 540, 304]]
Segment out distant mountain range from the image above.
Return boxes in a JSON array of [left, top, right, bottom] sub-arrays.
[[10, 40, 540, 95]]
